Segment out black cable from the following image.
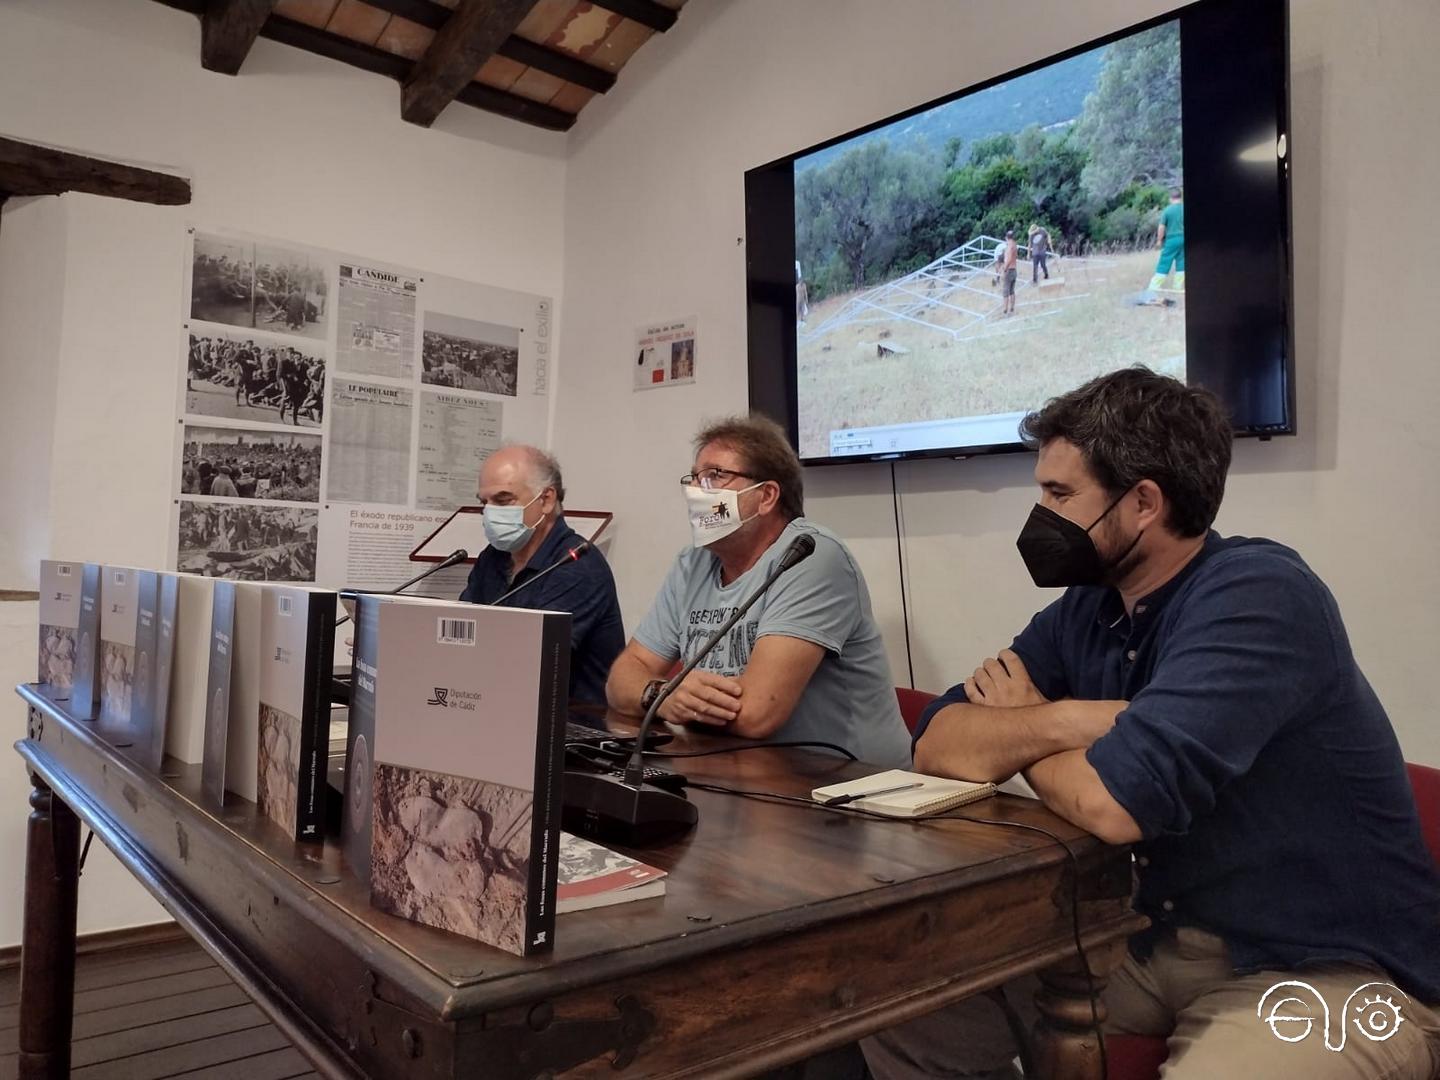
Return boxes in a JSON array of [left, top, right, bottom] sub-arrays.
[[648, 739, 858, 762], [890, 461, 916, 689], [684, 780, 1108, 1074], [78, 830, 95, 877]]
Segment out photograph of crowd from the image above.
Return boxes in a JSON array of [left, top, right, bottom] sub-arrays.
[[420, 312, 519, 396], [181, 425, 322, 504], [189, 232, 329, 341], [177, 502, 318, 582], [186, 330, 326, 428]]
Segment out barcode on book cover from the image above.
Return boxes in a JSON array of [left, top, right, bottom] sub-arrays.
[[113, 570, 126, 585], [58, 565, 73, 577], [279, 595, 293, 616], [437, 618, 476, 646]]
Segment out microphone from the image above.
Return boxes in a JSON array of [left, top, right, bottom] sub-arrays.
[[489, 542, 590, 606], [336, 548, 469, 626], [561, 532, 817, 847]]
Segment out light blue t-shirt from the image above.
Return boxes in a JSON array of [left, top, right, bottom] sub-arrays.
[[634, 519, 911, 767]]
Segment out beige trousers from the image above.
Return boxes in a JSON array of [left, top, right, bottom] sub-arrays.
[[861, 927, 1440, 1079]]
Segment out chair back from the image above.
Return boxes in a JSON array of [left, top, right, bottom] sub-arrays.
[[895, 688, 937, 735], [1406, 762, 1440, 868]]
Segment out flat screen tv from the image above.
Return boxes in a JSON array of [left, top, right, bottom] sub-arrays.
[[746, 0, 1293, 465]]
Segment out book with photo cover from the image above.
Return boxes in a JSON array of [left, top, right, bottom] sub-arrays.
[[810, 770, 997, 818], [38, 561, 82, 698], [135, 574, 181, 772], [201, 580, 237, 808], [344, 594, 570, 956], [99, 566, 142, 742], [69, 564, 104, 719], [202, 581, 266, 806], [126, 570, 166, 767], [257, 585, 336, 842], [556, 832, 666, 914]]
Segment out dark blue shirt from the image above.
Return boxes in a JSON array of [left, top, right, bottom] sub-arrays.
[[459, 516, 625, 707], [915, 533, 1440, 1001]]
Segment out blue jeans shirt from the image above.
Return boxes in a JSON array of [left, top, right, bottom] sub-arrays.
[[915, 532, 1440, 1002]]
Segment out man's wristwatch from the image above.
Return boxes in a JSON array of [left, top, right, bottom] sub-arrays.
[[639, 678, 666, 713]]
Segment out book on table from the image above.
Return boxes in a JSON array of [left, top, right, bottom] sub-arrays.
[[556, 832, 666, 913]]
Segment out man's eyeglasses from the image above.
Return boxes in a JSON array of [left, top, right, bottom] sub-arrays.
[[680, 468, 759, 491]]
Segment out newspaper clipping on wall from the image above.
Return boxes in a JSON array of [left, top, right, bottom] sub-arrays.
[[337, 263, 418, 380], [326, 380, 413, 506], [416, 393, 503, 511]]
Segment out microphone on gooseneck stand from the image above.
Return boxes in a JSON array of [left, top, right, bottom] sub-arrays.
[[561, 532, 818, 846], [336, 548, 469, 627], [489, 542, 591, 606]]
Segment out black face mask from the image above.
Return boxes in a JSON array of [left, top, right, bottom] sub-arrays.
[[1016, 491, 1141, 588]]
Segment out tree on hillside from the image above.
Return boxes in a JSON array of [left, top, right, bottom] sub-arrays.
[[1074, 22, 1182, 203], [795, 141, 939, 295]]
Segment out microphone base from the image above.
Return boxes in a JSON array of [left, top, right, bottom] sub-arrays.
[[562, 770, 698, 847]]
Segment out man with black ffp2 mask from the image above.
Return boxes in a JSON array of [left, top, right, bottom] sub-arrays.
[[863, 368, 1440, 1080]]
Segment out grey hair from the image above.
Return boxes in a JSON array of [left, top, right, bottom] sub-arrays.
[[513, 444, 566, 504]]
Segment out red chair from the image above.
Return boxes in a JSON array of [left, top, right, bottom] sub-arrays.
[[1105, 761, 1440, 1079], [895, 687, 937, 735]]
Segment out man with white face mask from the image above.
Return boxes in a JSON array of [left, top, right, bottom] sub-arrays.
[[606, 415, 910, 766], [460, 444, 624, 708]]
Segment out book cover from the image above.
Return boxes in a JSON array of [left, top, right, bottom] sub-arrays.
[[38, 561, 82, 697], [258, 585, 336, 842], [167, 575, 216, 765], [222, 582, 265, 802], [145, 574, 180, 772], [201, 580, 236, 807], [99, 566, 141, 741], [340, 594, 382, 885], [357, 596, 570, 956], [126, 570, 164, 765], [556, 832, 666, 914], [70, 564, 104, 720]]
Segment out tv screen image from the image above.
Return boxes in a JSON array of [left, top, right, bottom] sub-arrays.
[[747, 0, 1292, 464]]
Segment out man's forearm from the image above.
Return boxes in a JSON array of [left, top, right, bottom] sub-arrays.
[[913, 699, 1123, 783], [606, 653, 655, 716], [1024, 749, 1142, 845]]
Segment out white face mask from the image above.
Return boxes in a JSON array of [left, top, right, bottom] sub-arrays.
[[685, 482, 761, 547]]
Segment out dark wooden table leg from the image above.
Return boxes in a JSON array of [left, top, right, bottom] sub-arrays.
[[1030, 939, 1127, 1080], [17, 771, 81, 1080]]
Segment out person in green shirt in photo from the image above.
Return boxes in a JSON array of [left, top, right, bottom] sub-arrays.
[[1148, 187, 1185, 293]]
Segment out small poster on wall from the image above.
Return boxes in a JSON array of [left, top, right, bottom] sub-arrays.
[[633, 316, 697, 391]]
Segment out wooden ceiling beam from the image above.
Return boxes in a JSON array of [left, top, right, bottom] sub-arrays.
[[363, 0, 616, 94], [401, 0, 543, 127], [0, 137, 191, 206], [201, 0, 278, 75], [148, 1, 575, 131], [591, 0, 676, 33], [259, 14, 575, 131]]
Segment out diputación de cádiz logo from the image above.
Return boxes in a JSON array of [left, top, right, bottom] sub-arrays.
[[1258, 980, 1409, 1050]]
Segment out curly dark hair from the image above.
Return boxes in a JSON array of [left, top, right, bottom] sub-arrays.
[[1019, 367, 1232, 537], [693, 414, 804, 521]]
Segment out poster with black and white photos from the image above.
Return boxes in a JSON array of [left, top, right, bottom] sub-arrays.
[[175, 225, 555, 593], [185, 328, 325, 429], [181, 425, 322, 504]]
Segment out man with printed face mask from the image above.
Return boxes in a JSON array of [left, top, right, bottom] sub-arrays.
[[606, 414, 910, 766], [862, 368, 1440, 1080], [460, 445, 624, 708]]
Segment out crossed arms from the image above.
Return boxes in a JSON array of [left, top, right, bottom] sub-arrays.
[[913, 649, 1143, 844]]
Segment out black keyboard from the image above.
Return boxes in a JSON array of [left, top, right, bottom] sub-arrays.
[[564, 721, 672, 749]]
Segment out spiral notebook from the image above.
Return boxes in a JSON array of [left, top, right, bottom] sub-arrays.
[[811, 769, 996, 818]]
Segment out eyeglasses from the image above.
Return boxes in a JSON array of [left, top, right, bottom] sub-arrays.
[[680, 468, 759, 491]]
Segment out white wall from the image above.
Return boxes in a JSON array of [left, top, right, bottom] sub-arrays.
[[553, 0, 1440, 767], [0, 0, 568, 944]]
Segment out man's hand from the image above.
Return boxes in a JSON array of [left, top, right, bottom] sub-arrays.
[[657, 670, 742, 727], [964, 649, 1048, 708]]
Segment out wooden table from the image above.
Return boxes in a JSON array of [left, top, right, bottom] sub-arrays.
[[13, 684, 1145, 1079]]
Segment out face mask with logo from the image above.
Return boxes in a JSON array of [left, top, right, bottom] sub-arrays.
[[685, 482, 762, 547], [1015, 489, 1141, 587], [483, 491, 544, 552]]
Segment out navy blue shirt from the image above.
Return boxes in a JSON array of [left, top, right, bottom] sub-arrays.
[[459, 516, 625, 707], [916, 533, 1440, 1001]]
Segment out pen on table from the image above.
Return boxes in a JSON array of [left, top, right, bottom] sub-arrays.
[[822, 781, 925, 807]]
